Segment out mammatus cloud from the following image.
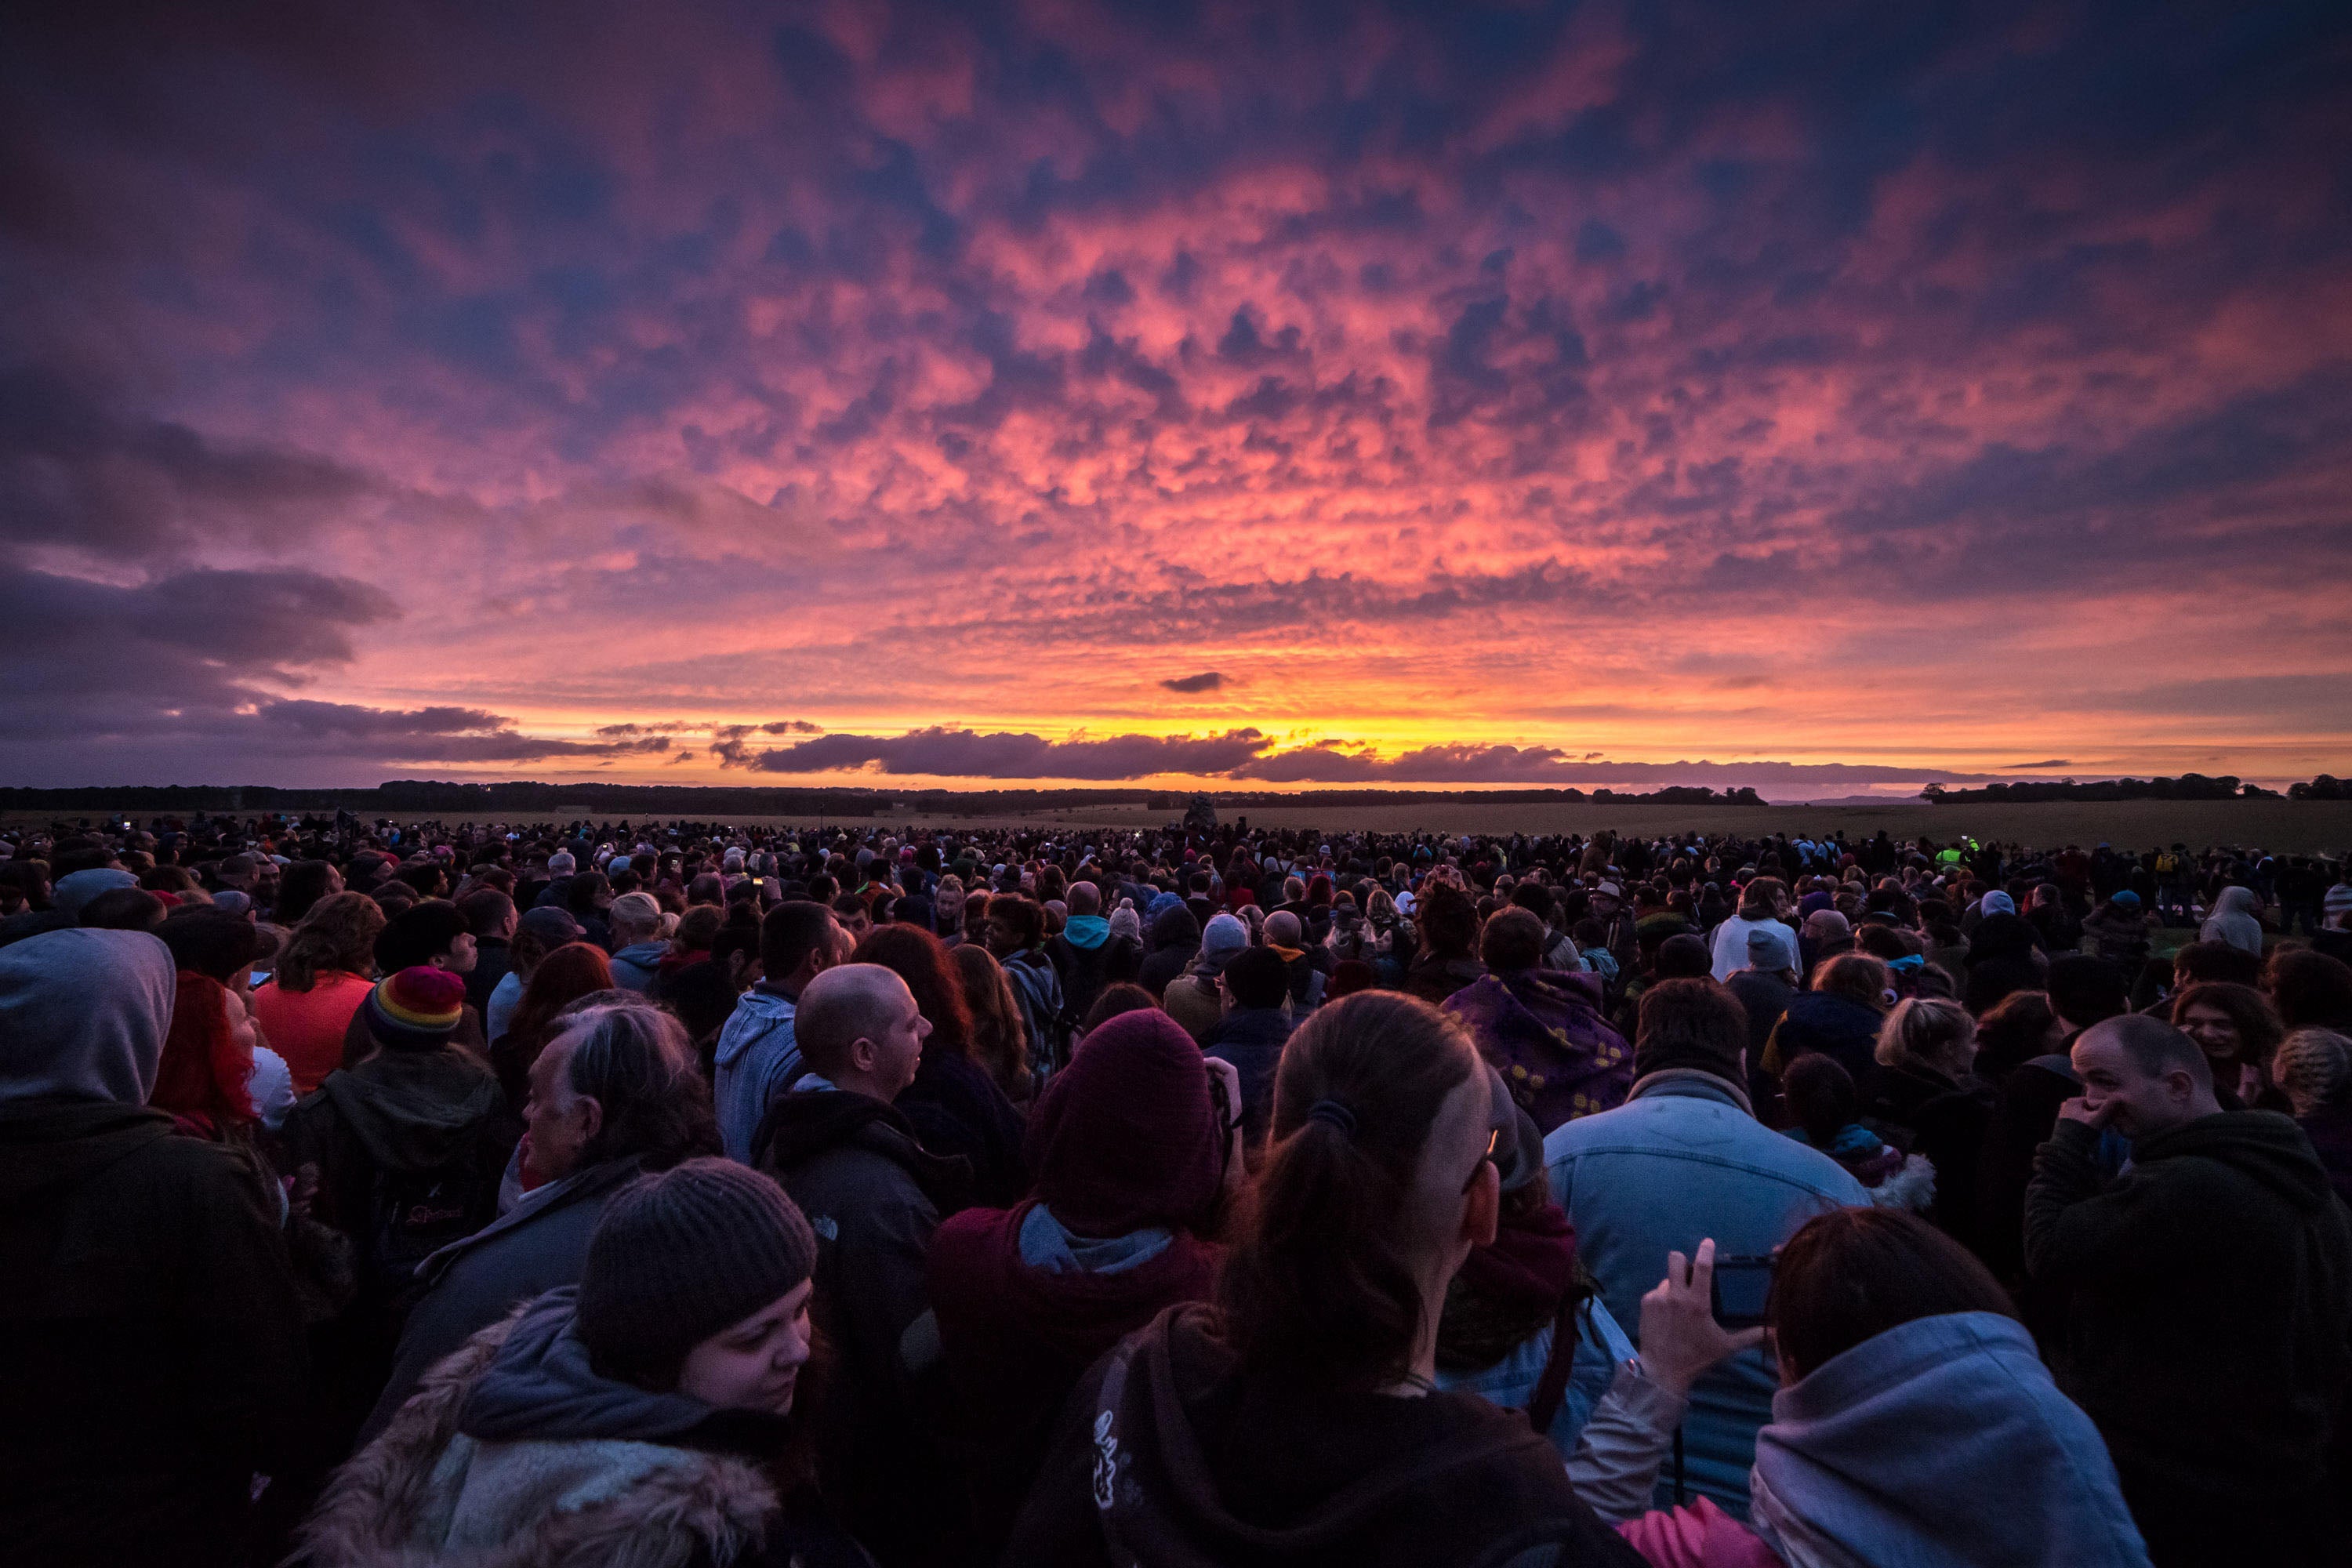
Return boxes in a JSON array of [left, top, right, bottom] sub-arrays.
[[3, 2, 2350, 786]]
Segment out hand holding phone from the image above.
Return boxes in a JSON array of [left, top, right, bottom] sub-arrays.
[[1638, 1239, 1767, 1398]]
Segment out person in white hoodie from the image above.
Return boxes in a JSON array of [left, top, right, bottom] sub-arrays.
[[1709, 877, 1796, 982], [712, 901, 844, 1162]]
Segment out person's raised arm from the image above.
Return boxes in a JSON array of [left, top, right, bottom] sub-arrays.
[[1566, 1240, 1763, 1521]]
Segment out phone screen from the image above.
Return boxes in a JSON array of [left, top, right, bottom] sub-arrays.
[[1711, 1254, 1775, 1329]]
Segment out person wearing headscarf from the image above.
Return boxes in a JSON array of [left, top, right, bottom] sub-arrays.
[[2201, 884, 2267, 956], [927, 1009, 1243, 1552], [0, 928, 306, 1568]]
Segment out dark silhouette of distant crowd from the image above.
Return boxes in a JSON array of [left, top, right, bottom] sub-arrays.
[[4, 811, 2350, 1566]]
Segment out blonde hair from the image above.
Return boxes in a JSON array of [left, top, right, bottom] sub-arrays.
[[2274, 1029, 2352, 1116], [1875, 996, 1977, 1075]]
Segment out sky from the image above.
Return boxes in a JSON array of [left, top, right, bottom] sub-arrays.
[[4, 1, 2349, 798]]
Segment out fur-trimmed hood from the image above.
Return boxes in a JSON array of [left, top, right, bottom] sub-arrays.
[[293, 1297, 777, 1568]]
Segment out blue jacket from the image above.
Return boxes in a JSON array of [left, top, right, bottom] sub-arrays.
[[1750, 1312, 2150, 1567], [607, 942, 667, 994], [712, 985, 799, 1163], [1544, 1069, 1867, 1516], [1436, 1293, 1636, 1461]]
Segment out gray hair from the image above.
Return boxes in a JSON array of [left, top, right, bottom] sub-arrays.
[[546, 994, 717, 1168]]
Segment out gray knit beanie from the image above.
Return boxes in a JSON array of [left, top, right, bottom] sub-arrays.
[[577, 1157, 818, 1382]]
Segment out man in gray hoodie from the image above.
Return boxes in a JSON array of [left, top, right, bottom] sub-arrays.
[[712, 900, 844, 1162]]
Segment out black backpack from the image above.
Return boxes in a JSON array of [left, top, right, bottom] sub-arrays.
[[361, 1153, 497, 1305]]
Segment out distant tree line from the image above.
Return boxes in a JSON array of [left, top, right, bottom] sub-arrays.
[[0, 779, 1770, 816], [1923, 774, 2344, 804]]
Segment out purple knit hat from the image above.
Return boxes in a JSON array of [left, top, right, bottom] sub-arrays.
[[1025, 1007, 1223, 1236]]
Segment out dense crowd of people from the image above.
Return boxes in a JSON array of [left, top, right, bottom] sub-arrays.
[[4, 808, 2351, 1566]]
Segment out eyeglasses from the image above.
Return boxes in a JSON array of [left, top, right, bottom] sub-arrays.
[[1465, 1124, 1502, 1192]]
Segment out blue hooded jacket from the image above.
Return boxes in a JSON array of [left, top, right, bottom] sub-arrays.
[[1749, 1311, 2150, 1567]]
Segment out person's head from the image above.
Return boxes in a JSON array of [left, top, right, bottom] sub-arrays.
[[274, 859, 343, 924], [1633, 977, 1749, 1084], [1079, 982, 1160, 1035], [1742, 922, 1798, 977], [522, 996, 719, 1183], [1781, 1052, 1860, 1148], [1653, 931, 1713, 980], [794, 962, 928, 1102], [829, 891, 873, 941], [274, 891, 386, 991], [1479, 906, 1548, 973], [2071, 1014, 2220, 1138], [578, 1159, 817, 1414], [1416, 883, 1479, 960], [851, 923, 972, 1059], [1812, 953, 1893, 1013], [76, 885, 167, 933], [358, 965, 469, 1054], [2170, 981, 2283, 1074], [456, 887, 517, 944], [1263, 909, 1304, 949], [1216, 991, 1502, 1391], [511, 905, 583, 977], [758, 900, 842, 993], [505, 942, 618, 1050], [151, 969, 259, 1129], [1738, 877, 1788, 919], [947, 940, 1029, 1092], [605, 891, 662, 948], [1194, 911, 1250, 975], [2045, 954, 2127, 1034], [985, 895, 1045, 958], [2173, 938, 2261, 990], [1029, 1007, 1225, 1236], [1875, 996, 1978, 1078], [1974, 988, 2062, 1078], [1220, 945, 1291, 1012], [1066, 880, 1102, 917], [2264, 949, 2352, 1032], [2273, 1029, 2352, 1118], [1766, 1208, 2016, 1385], [53, 868, 140, 923], [0, 928, 176, 1105], [155, 908, 264, 988], [374, 898, 475, 975]]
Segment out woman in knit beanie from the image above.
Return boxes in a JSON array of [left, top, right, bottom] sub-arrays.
[[296, 1157, 872, 1567]]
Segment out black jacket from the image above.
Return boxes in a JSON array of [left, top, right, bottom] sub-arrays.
[[1137, 906, 1203, 999], [0, 1099, 307, 1568], [760, 1089, 971, 1565], [1004, 1303, 1646, 1568], [358, 1154, 644, 1445], [2027, 1111, 2352, 1507], [1859, 1060, 1994, 1245]]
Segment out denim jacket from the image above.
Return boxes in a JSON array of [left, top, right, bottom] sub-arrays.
[[1543, 1069, 1867, 1517]]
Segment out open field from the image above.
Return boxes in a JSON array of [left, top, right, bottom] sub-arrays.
[[11, 797, 2352, 855]]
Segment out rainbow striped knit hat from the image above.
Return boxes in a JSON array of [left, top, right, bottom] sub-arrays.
[[362, 966, 468, 1051]]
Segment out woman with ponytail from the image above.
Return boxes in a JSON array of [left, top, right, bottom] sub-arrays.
[[1004, 989, 1644, 1568]]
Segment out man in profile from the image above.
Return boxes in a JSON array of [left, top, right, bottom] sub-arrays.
[[2027, 1014, 2352, 1566], [712, 900, 842, 1162]]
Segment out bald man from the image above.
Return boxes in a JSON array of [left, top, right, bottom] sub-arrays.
[[756, 964, 965, 1560], [2026, 1014, 2351, 1566]]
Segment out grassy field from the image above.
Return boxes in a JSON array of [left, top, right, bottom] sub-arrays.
[[12, 797, 2352, 854]]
